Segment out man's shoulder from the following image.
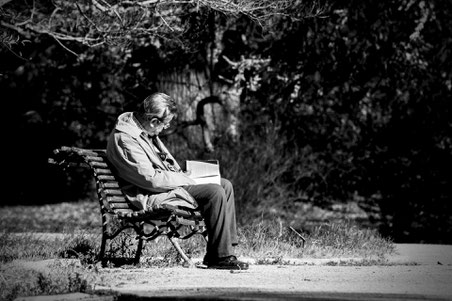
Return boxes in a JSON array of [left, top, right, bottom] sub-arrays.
[[113, 114, 142, 139]]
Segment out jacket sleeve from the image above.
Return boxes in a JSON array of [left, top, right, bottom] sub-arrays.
[[107, 132, 196, 193]]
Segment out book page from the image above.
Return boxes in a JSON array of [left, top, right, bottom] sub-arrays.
[[185, 160, 221, 185], [190, 174, 221, 185]]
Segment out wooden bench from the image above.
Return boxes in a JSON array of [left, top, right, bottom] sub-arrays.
[[49, 146, 207, 267]]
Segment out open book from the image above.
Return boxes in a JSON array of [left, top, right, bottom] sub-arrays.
[[185, 160, 221, 185]]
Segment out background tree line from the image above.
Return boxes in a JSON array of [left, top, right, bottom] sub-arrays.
[[1, 0, 451, 243]]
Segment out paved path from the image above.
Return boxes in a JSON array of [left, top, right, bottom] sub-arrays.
[[15, 244, 452, 301]]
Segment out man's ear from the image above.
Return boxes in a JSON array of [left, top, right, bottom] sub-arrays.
[[149, 118, 160, 127]]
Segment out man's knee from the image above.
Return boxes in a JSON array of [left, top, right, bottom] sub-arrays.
[[204, 183, 226, 200], [221, 178, 233, 195]]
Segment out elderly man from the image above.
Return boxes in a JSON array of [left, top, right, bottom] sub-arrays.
[[106, 92, 248, 270]]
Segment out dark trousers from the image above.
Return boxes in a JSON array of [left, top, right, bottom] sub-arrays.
[[183, 178, 238, 259]]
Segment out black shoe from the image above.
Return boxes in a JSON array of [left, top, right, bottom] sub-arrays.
[[202, 255, 210, 266], [207, 255, 249, 270]]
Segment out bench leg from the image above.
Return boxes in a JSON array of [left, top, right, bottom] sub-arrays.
[[202, 231, 208, 243], [168, 236, 195, 268], [134, 238, 144, 265], [99, 233, 107, 266]]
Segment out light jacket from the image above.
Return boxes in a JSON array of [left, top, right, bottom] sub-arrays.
[[106, 112, 197, 211]]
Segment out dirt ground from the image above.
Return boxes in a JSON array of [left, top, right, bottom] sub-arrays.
[[12, 244, 452, 301]]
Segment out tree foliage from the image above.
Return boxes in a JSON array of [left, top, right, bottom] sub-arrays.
[[242, 0, 452, 242], [1, 0, 451, 243]]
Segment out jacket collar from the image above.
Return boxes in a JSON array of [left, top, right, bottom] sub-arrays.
[[114, 112, 149, 139]]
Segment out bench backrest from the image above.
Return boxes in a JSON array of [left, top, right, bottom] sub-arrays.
[[55, 147, 146, 218]]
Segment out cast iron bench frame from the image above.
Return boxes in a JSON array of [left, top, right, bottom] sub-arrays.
[[49, 146, 207, 267]]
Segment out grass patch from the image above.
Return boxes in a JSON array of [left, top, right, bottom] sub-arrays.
[[0, 200, 101, 233], [1, 217, 394, 266], [235, 218, 394, 263], [0, 231, 101, 264], [304, 221, 395, 258], [0, 259, 95, 301]]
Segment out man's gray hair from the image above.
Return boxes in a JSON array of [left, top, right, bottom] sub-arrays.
[[141, 92, 177, 121]]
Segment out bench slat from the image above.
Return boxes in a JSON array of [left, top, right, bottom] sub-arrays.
[[117, 211, 146, 218], [89, 161, 108, 168], [106, 196, 128, 203], [97, 175, 116, 181], [110, 203, 133, 210], [114, 208, 135, 214], [102, 182, 120, 188], [103, 189, 124, 196], [94, 168, 112, 175], [75, 149, 102, 157], [85, 155, 105, 162]]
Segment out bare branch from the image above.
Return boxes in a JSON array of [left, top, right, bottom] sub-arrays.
[[49, 7, 62, 27], [49, 34, 80, 56], [1, 0, 324, 51], [289, 226, 306, 248], [1, 21, 31, 38], [91, 0, 108, 12], [0, 0, 13, 8]]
